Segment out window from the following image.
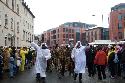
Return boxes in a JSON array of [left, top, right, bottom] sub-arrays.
[[30, 34, 31, 42], [118, 14, 122, 21], [53, 35, 56, 39], [17, 37, 19, 47], [69, 29, 71, 33], [26, 32, 27, 41], [63, 34, 65, 38], [91, 38, 93, 42], [17, 4, 19, 14], [32, 26, 34, 32], [11, 18, 13, 30], [95, 31, 97, 40], [28, 23, 29, 29], [12, 0, 14, 10], [66, 34, 68, 38], [63, 28, 65, 32], [58, 29, 59, 32], [6, 0, 8, 5], [118, 22, 122, 29], [23, 30, 25, 41], [91, 31, 93, 36], [17, 22, 19, 33], [58, 34, 59, 38], [66, 28, 68, 32], [69, 34, 71, 38], [32, 35, 34, 42], [118, 32, 123, 39], [5, 14, 8, 28], [26, 21, 27, 27], [72, 34, 74, 38], [53, 30, 56, 34], [72, 29, 74, 33]]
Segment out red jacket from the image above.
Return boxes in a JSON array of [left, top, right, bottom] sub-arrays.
[[94, 50, 107, 65]]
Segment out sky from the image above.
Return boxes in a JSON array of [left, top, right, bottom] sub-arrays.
[[25, 0, 125, 35]]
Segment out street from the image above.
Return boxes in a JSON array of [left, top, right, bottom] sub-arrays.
[[1, 67, 125, 83]]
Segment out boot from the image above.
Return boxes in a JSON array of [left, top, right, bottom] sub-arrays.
[[36, 73, 40, 81]]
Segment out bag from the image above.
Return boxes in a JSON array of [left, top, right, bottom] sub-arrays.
[[113, 53, 119, 63]]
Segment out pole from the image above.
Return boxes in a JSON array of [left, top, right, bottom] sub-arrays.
[[102, 14, 103, 27]]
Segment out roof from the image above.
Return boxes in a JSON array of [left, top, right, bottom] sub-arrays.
[[111, 3, 125, 11], [22, 1, 35, 18]]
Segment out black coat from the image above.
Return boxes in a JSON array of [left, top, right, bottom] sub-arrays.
[[121, 49, 125, 64], [86, 48, 95, 65]]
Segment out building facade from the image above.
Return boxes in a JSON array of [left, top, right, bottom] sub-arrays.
[[85, 27, 109, 43], [42, 22, 89, 47], [109, 3, 125, 41], [0, 0, 35, 47]]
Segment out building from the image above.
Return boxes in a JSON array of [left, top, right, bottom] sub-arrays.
[[34, 35, 41, 45], [42, 22, 89, 47], [109, 3, 125, 41], [62, 22, 96, 29], [85, 27, 109, 43], [0, 0, 35, 47]]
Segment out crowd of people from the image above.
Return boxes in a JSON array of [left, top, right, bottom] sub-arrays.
[[0, 46, 36, 79], [1, 41, 125, 83], [45, 41, 125, 83]]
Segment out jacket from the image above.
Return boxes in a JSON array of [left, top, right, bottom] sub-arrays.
[[94, 50, 107, 65]]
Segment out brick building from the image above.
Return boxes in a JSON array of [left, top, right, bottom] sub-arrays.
[[85, 27, 109, 43], [42, 22, 96, 47], [109, 3, 125, 41]]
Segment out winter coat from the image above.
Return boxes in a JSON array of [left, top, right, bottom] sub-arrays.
[[94, 50, 107, 65]]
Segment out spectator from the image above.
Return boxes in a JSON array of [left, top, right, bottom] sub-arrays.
[[94, 46, 107, 80]]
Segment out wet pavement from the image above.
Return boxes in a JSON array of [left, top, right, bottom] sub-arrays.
[[0, 67, 125, 83]]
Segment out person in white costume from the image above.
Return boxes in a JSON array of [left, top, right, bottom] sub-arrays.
[[71, 41, 86, 83], [31, 42, 51, 81]]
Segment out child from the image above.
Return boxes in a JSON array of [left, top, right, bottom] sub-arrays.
[[16, 57, 21, 73], [9, 55, 15, 78]]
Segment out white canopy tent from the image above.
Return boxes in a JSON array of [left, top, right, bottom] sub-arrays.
[[89, 40, 116, 45]]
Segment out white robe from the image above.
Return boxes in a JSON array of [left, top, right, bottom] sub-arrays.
[[71, 46, 86, 74], [31, 42, 51, 77]]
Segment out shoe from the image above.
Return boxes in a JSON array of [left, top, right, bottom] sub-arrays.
[[111, 76, 115, 79], [74, 77, 76, 80], [88, 74, 91, 77]]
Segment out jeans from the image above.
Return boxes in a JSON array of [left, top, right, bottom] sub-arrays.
[[9, 63, 14, 77]]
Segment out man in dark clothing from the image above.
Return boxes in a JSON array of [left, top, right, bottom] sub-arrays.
[[27, 48, 33, 69], [108, 47, 119, 78], [121, 45, 125, 79], [116, 45, 122, 77], [86, 45, 96, 77]]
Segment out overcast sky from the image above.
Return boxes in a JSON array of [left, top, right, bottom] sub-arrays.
[[25, 0, 125, 35]]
